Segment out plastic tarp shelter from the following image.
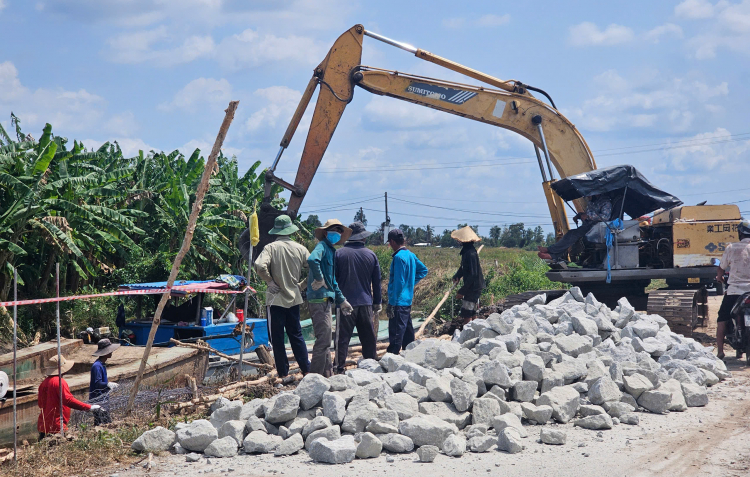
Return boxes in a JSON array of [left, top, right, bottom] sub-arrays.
[[551, 165, 683, 218]]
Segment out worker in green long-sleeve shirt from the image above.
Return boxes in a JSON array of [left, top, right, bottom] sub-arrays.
[[306, 219, 354, 377]]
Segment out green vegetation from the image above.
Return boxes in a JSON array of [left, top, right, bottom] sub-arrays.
[[369, 245, 566, 327], [0, 115, 294, 344]]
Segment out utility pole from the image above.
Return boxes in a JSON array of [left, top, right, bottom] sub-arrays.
[[383, 192, 391, 244]]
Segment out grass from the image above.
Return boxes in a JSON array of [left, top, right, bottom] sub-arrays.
[[370, 245, 567, 327], [1, 409, 216, 477]]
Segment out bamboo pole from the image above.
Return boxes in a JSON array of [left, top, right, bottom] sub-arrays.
[[56, 263, 63, 437], [12, 267, 17, 465], [415, 244, 484, 338], [169, 338, 271, 369], [125, 101, 239, 414]]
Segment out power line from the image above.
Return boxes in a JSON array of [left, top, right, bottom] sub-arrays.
[[680, 187, 750, 197], [301, 196, 382, 213], [276, 134, 750, 175], [389, 196, 549, 218], [389, 193, 547, 205], [302, 194, 382, 208], [593, 132, 750, 153]]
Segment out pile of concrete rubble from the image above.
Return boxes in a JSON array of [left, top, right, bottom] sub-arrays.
[[131, 288, 729, 464]]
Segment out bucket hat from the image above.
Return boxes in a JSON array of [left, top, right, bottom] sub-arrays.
[[314, 219, 352, 245], [347, 221, 371, 242], [451, 226, 481, 243], [92, 338, 121, 357], [268, 215, 299, 235], [44, 354, 75, 376]]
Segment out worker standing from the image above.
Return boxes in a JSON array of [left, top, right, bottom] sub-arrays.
[[307, 219, 354, 377], [386, 229, 428, 354], [38, 355, 99, 439], [715, 220, 750, 360], [449, 226, 485, 334], [334, 221, 381, 374], [89, 338, 121, 425], [255, 215, 311, 378]]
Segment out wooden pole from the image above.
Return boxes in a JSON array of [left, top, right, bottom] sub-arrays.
[[12, 267, 17, 465], [125, 101, 239, 414], [239, 241, 252, 380], [56, 263, 63, 437], [415, 244, 484, 338]]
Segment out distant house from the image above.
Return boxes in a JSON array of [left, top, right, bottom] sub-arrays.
[[413, 243, 430, 247]]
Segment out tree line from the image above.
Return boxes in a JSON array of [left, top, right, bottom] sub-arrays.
[[303, 210, 555, 250]]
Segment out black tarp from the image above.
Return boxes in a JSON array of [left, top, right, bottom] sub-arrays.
[[551, 165, 682, 218]]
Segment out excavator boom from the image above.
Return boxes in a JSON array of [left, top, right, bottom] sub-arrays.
[[257, 24, 597, 256]]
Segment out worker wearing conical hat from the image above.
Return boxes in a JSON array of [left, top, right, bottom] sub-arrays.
[[449, 226, 485, 334]]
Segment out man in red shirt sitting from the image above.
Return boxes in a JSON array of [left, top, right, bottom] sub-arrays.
[[38, 355, 99, 439]]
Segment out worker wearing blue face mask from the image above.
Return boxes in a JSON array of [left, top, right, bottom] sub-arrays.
[[307, 219, 354, 377]]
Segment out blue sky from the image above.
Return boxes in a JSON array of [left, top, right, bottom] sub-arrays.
[[1, 0, 749, 236]]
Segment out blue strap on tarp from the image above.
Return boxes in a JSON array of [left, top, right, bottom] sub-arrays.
[[604, 218, 624, 284]]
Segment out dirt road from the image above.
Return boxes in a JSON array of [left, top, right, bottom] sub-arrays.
[[104, 293, 750, 477]]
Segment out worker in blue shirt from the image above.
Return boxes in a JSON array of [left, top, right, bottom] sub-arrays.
[[386, 229, 428, 354], [89, 338, 120, 425]]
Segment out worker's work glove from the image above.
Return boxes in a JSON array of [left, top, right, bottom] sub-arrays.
[[340, 300, 354, 315], [267, 281, 281, 294], [311, 279, 327, 291], [107, 382, 119, 391], [89, 404, 101, 412], [373, 304, 382, 314]]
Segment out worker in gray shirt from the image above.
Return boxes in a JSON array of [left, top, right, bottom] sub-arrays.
[[334, 222, 381, 374]]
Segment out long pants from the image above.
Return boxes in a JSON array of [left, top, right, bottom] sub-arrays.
[[270, 305, 310, 377], [387, 305, 414, 354], [335, 305, 378, 374], [308, 301, 333, 377], [547, 220, 596, 260]]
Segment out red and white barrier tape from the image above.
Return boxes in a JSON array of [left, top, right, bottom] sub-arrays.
[[0, 286, 255, 308]]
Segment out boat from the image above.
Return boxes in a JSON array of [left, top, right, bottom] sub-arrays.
[[0, 338, 208, 447]]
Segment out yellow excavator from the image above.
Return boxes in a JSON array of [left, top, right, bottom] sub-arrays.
[[247, 24, 742, 333]]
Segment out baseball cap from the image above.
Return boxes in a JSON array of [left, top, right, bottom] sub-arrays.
[[387, 228, 405, 242]]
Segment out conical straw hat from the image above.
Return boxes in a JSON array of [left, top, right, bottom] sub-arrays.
[[451, 226, 481, 243]]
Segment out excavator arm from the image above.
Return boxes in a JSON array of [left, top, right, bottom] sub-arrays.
[[256, 24, 596, 257]]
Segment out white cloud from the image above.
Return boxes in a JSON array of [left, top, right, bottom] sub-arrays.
[[681, 1, 750, 59], [569, 22, 635, 46], [245, 86, 303, 133], [178, 138, 243, 158], [0, 61, 146, 151], [107, 27, 215, 66], [363, 96, 457, 130], [0, 0, 7, 14], [80, 137, 156, 157], [159, 78, 233, 112], [443, 14, 510, 29], [644, 23, 684, 43], [565, 69, 729, 133], [664, 128, 750, 173], [0, 61, 111, 134], [215, 29, 324, 71], [476, 14, 511, 27], [103, 111, 139, 136], [442, 18, 465, 29], [675, 0, 716, 19], [394, 129, 470, 149]]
